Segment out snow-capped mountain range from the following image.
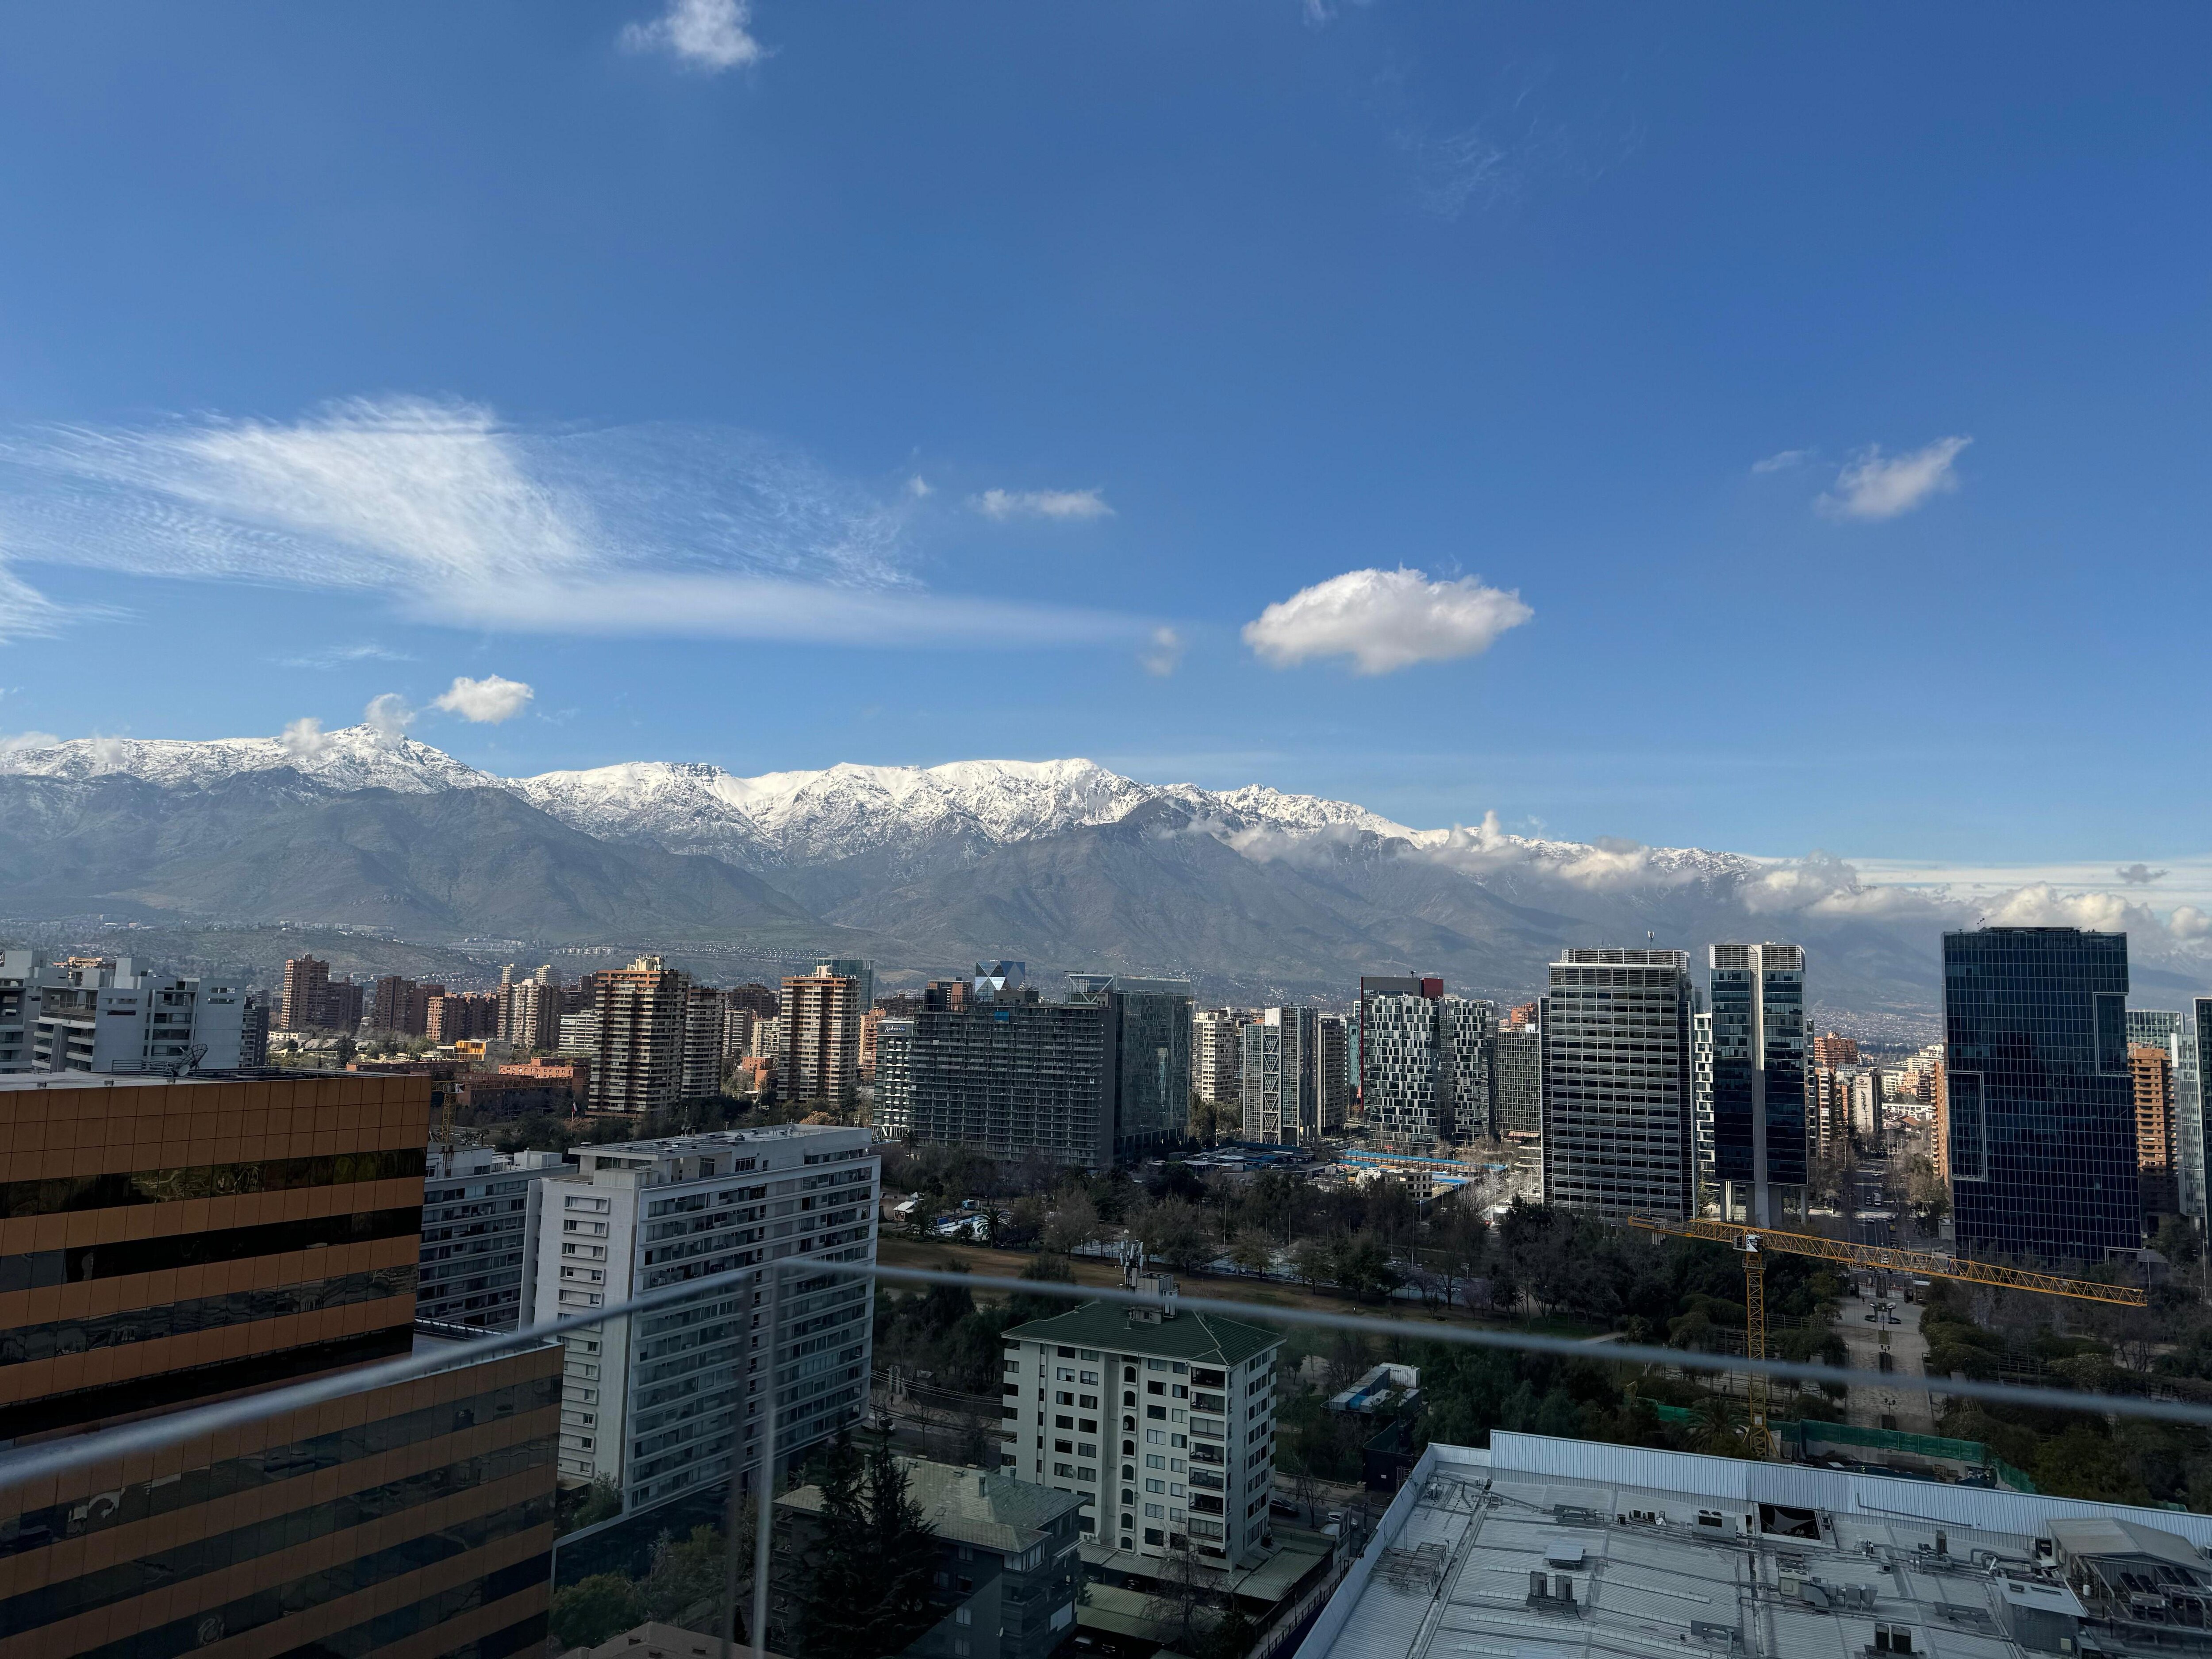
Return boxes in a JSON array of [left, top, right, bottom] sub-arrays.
[[0, 724, 1738, 876]]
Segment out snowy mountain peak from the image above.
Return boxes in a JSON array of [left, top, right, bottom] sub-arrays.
[[0, 725, 498, 794]]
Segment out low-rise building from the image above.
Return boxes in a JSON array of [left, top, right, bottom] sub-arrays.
[[770, 1457, 1085, 1659], [12, 953, 246, 1074], [523, 1122, 879, 1518], [1001, 1288, 1281, 1567]]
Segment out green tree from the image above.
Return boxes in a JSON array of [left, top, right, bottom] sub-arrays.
[[549, 1574, 647, 1649], [1229, 1229, 1275, 1276], [795, 1436, 941, 1659], [861, 1439, 941, 1650]]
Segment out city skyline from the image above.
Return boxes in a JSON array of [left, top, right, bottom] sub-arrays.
[[0, 6, 2207, 873]]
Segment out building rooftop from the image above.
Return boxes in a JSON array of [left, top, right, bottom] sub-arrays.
[[1296, 1432, 2212, 1659], [778, 1456, 1083, 1555], [1003, 1300, 1281, 1368]]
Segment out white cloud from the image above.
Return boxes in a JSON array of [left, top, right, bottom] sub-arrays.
[[1138, 626, 1183, 678], [363, 693, 415, 741], [2170, 906, 2212, 942], [1818, 436, 1971, 521], [974, 488, 1113, 522], [280, 717, 333, 761], [0, 396, 1144, 651], [905, 475, 932, 498], [272, 641, 411, 669], [0, 561, 72, 641], [1242, 566, 1533, 675], [1751, 448, 1812, 474], [621, 0, 765, 71], [0, 728, 59, 754], [432, 674, 534, 723]]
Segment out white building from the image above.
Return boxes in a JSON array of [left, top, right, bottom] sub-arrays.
[[1193, 1008, 1253, 1106], [419, 1145, 568, 1331], [2, 952, 245, 1075], [523, 1121, 879, 1515], [1240, 1007, 1321, 1147], [1001, 1287, 1281, 1567]]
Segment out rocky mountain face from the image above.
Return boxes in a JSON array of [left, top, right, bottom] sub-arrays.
[[0, 728, 1992, 1021]]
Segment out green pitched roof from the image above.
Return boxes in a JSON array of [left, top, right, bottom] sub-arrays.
[[1001, 1300, 1281, 1367], [778, 1455, 1083, 1554]]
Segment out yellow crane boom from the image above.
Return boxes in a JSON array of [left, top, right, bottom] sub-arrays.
[[1627, 1215, 2147, 1451]]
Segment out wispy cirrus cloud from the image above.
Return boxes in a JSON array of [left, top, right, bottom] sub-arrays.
[[1751, 448, 1813, 474], [271, 641, 413, 670], [0, 396, 1144, 651], [621, 0, 766, 72], [1817, 436, 1971, 521], [1244, 566, 1532, 675], [973, 487, 1113, 522]]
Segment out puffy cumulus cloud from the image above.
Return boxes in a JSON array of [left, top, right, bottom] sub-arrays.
[[0, 729, 59, 754], [280, 717, 333, 761], [2170, 907, 2212, 942], [973, 487, 1113, 522], [620, 0, 765, 70], [1818, 436, 1971, 521], [432, 674, 534, 723], [1980, 883, 2151, 933], [1243, 567, 1532, 675], [1138, 627, 1183, 678], [0, 396, 1144, 651], [363, 693, 415, 741]]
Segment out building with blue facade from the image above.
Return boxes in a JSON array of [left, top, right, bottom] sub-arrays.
[[1705, 942, 1806, 1226]]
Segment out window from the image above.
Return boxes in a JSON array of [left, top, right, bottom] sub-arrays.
[[1079, 1370, 1098, 1384], [1146, 1478, 1165, 1493], [1145, 1527, 1164, 1545]]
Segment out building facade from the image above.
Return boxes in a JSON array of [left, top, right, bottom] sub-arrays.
[[1357, 975, 1442, 1113], [1001, 1296, 1280, 1567], [16, 954, 246, 1075], [1492, 1022, 1543, 1186], [1361, 991, 1494, 1148], [1240, 1006, 1322, 1147], [1943, 926, 2140, 1262], [2129, 1043, 2179, 1221], [1541, 947, 1695, 1219], [419, 1145, 568, 1330], [0, 1071, 561, 1659], [1706, 941, 1807, 1227], [780, 969, 864, 1108], [592, 956, 691, 1117], [1193, 1008, 1253, 1106], [1071, 973, 1195, 1159], [1318, 1013, 1350, 1133], [523, 1123, 879, 1517]]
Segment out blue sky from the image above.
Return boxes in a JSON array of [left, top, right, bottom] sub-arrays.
[[0, 1, 2206, 869]]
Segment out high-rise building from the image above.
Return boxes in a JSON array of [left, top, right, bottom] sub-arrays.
[[324, 973, 365, 1032], [524, 1123, 878, 1516], [2130, 1010, 2200, 1222], [779, 969, 863, 1108], [1691, 1008, 1715, 1212], [278, 952, 330, 1030], [1541, 947, 1695, 1219], [1492, 1022, 1543, 1185], [1318, 1013, 1350, 1133], [419, 1145, 567, 1329], [1811, 1031, 1860, 1067], [1070, 973, 1194, 1159], [371, 974, 443, 1036], [591, 956, 692, 1116], [1240, 1007, 1322, 1147], [2189, 1001, 2212, 1223], [2129, 1043, 2179, 1220], [1192, 1007, 1254, 1106], [1706, 942, 1807, 1226], [1356, 975, 1442, 1112], [873, 978, 1111, 1168], [0, 1072, 561, 1659], [1001, 1291, 1280, 1565], [25, 955, 246, 1075], [1943, 927, 2139, 1262], [813, 956, 875, 1013], [239, 990, 270, 1067], [681, 982, 726, 1099], [1361, 992, 1494, 1147], [499, 967, 564, 1053]]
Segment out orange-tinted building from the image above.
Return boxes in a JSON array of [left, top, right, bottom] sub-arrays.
[[2130, 1042, 2178, 1218], [0, 1073, 560, 1658]]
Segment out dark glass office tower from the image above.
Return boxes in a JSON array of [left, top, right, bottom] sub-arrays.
[[1943, 927, 2139, 1262], [1707, 943, 1807, 1226]]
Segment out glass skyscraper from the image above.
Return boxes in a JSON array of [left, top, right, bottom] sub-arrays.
[[1706, 943, 1807, 1226], [1943, 927, 2139, 1262]]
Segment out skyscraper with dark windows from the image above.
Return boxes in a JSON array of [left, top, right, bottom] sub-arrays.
[[1541, 948, 1694, 1219], [1706, 942, 1807, 1226], [1943, 927, 2140, 1262]]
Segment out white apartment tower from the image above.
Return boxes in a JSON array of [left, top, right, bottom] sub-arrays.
[[1192, 1008, 1253, 1106], [1001, 1291, 1281, 1567], [525, 1122, 879, 1515], [1541, 947, 1695, 1219]]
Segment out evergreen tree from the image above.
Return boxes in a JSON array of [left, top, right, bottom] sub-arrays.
[[796, 1436, 875, 1659], [862, 1439, 941, 1652]]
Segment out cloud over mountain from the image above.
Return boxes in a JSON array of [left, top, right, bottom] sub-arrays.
[[1244, 567, 1533, 674]]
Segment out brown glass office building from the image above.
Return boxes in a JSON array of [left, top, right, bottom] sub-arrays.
[[0, 1073, 559, 1659]]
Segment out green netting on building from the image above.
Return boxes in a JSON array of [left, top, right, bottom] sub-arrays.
[[1642, 1403, 2037, 1492]]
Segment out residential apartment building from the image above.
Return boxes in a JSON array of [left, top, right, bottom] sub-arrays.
[[1541, 947, 1695, 1219], [1492, 1021, 1543, 1185], [780, 968, 864, 1108], [498, 966, 565, 1053], [771, 1458, 1084, 1659], [1240, 1006, 1322, 1148], [874, 977, 1111, 1168], [1811, 1031, 1860, 1067], [1001, 1292, 1280, 1567], [239, 989, 270, 1067], [1361, 990, 1494, 1148], [16, 954, 246, 1075], [1706, 942, 1807, 1226], [2129, 1043, 2179, 1221], [279, 952, 330, 1030], [0, 1071, 561, 1659], [1943, 927, 2139, 1262], [1193, 1008, 1253, 1106], [523, 1123, 879, 1517], [1318, 1013, 1350, 1133], [2193, 1000, 2212, 1222], [681, 982, 726, 1099], [428, 988, 502, 1043], [2131, 1010, 2203, 1222], [419, 1145, 568, 1330], [592, 956, 692, 1116], [1357, 975, 1442, 1112]]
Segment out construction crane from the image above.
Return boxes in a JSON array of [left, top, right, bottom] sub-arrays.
[[1627, 1215, 2148, 1450]]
